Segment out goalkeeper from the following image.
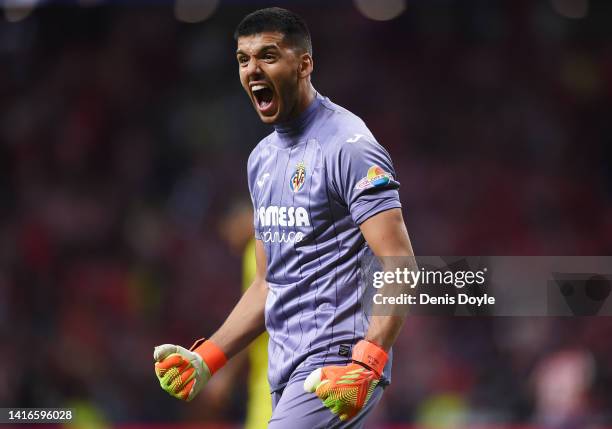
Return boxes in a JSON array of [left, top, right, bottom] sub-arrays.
[[154, 7, 415, 428]]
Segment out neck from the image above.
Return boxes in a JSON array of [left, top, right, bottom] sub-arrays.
[[289, 83, 316, 122], [273, 85, 320, 137]]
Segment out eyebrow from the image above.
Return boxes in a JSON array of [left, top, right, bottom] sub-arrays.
[[236, 44, 281, 56]]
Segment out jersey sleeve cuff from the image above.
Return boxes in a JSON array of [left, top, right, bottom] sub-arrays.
[[351, 198, 402, 225]]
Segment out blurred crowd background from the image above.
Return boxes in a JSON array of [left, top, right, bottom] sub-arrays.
[[1, 0, 612, 427]]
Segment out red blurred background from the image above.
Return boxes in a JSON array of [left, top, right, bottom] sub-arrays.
[[1, 0, 611, 428]]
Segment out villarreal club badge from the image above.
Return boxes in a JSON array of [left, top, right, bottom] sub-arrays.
[[290, 162, 306, 192]]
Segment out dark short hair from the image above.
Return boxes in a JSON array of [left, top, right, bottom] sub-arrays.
[[234, 7, 312, 55]]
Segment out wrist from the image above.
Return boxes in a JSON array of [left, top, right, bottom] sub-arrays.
[[351, 339, 388, 377], [190, 338, 227, 375]]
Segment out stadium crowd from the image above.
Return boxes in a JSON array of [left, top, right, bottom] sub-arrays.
[[1, 2, 611, 427]]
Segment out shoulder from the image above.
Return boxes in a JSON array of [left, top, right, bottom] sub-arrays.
[[318, 97, 377, 157]]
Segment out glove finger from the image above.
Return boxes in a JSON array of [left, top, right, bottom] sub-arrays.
[[315, 379, 332, 399], [173, 361, 195, 385], [154, 344, 179, 362], [155, 354, 188, 378], [327, 399, 343, 417], [323, 395, 336, 410], [161, 363, 193, 393], [339, 410, 359, 422], [155, 361, 171, 379], [303, 368, 323, 393], [156, 364, 177, 395], [156, 354, 189, 371], [179, 366, 196, 386], [156, 357, 192, 391], [158, 366, 179, 389], [181, 378, 197, 401], [171, 369, 196, 400], [325, 397, 355, 422]]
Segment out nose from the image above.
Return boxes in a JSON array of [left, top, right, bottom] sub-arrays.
[[245, 57, 263, 80]]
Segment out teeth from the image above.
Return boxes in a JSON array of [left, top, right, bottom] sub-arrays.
[[251, 84, 267, 92]]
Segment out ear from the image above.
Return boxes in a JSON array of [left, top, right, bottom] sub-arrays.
[[298, 52, 314, 79]]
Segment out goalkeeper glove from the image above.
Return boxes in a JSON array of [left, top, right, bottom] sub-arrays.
[[303, 340, 388, 421], [153, 338, 227, 401]]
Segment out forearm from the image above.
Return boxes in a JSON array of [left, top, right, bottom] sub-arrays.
[[359, 209, 417, 352], [365, 256, 417, 351], [209, 278, 268, 359]]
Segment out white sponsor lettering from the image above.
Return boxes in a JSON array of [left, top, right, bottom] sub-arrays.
[[261, 229, 305, 243], [258, 206, 310, 227]]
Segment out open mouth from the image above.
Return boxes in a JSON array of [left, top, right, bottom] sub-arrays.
[[251, 84, 276, 115]]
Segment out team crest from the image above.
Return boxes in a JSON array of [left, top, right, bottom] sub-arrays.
[[290, 162, 306, 192]]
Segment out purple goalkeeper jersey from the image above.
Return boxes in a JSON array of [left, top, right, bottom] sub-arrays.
[[247, 93, 401, 392]]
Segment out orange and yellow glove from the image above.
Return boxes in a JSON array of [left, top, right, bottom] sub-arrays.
[[153, 338, 227, 401], [303, 340, 388, 421]]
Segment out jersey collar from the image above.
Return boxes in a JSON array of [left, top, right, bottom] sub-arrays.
[[273, 92, 323, 146]]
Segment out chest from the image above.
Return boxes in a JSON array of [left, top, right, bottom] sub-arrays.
[[251, 140, 341, 242], [253, 141, 323, 203]]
